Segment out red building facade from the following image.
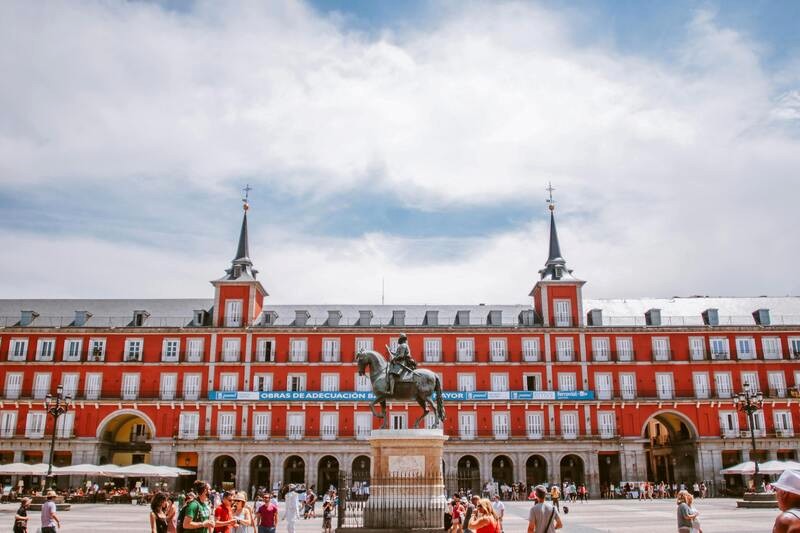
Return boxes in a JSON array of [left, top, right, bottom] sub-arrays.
[[1, 202, 799, 495]]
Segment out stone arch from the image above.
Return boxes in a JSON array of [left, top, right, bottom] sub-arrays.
[[95, 409, 157, 466], [283, 455, 306, 485], [641, 410, 698, 484], [491, 455, 514, 486], [95, 409, 157, 440], [639, 409, 699, 441], [352, 455, 371, 482], [559, 454, 585, 485], [212, 455, 237, 489], [526, 455, 548, 487], [249, 455, 271, 491], [457, 455, 480, 493], [318, 455, 340, 492]]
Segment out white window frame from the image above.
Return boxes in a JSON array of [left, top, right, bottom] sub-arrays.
[[456, 338, 475, 362], [741, 371, 760, 393], [320, 412, 338, 440], [185, 338, 204, 362], [124, 338, 144, 362], [652, 337, 671, 361], [25, 411, 46, 439], [60, 373, 79, 399], [5, 372, 23, 400], [85, 373, 102, 400], [253, 373, 273, 392], [714, 372, 733, 399], [457, 373, 476, 392], [560, 411, 579, 439], [490, 373, 509, 392], [289, 338, 308, 362], [619, 373, 636, 400], [521, 338, 541, 362], [555, 337, 574, 362], [220, 373, 238, 392], [768, 371, 786, 398], [390, 413, 407, 430], [35, 338, 56, 361], [355, 337, 374, 356], [287, 373, 306, 392], [736, 337, 756, 360], [489, 338, 508, 362], [689, 337, 706, 361], [179, 412, 199, 440], [161, 338, 180, 362], [459, 411, 476, 440], [526, 411, 544, 439], [322, 338, 341, 362], [790, 338, 800, 360], [160, 373, 178, 400], [594, 373, 613, 400], [557, 373, 577, 392], [56, 411, 75, 438], [183, 373, 201, 400], [616, 337, 634, 361], [287, 412, 305, 440], [121, 373, 140, 400], [33, 372, 51, 400], [217, 412, 235, 440], [355, 412, 373, 440], [354, 373, 371, 392], [720, 411, 739, 438], [493, 412, 510, 440], [693, 372, 710, 399], [523, 373, 542, 392], [252, 412, 271, 440], [774, 411, 794, 438], [598, 411, 616, 439], [592, 337, 611, 362], [63, 338, 82, 362], [321, 373, 340, 392], [762, 337, 783, 360], [710, 337, 730, 360], [8, 338, 28, 361], [554, 299, 572, 327], [656, 373, 674, 399], [254, 337, 275, 363], [0, 411, 17, 438], [221, 338, 241, 362], [423, 338, 442, 362], [225, 299, 243, 327], [88, 338, 106, 361]]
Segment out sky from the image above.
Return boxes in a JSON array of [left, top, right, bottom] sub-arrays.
[[0, 0, 798, 304]]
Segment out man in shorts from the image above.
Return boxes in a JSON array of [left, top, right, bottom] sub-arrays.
[[492, 494, 505, 532]]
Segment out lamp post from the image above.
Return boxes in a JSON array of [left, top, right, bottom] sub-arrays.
[[734, 382, 764, 493], [43, 384, 72, 491]]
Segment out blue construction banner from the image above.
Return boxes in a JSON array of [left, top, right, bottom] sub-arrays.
[[207, 390, 594, 401]]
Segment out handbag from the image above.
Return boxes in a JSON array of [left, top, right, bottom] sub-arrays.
[[543, 507, 555, 531]]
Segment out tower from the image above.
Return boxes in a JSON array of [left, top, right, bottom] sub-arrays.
[[529, 183, 585, 327]]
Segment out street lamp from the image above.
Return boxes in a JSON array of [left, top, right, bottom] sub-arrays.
[[43, 384, 72, 491], [734, 382, 764, 493]]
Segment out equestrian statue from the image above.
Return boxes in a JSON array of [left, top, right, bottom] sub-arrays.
[[355, 333, 446, 429]]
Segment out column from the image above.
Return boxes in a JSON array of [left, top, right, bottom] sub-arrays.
[[586, 453, 600, 496], [514, 452, 526, 484]]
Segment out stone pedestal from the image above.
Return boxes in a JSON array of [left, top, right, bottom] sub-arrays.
[[362, 428, 448, 532]]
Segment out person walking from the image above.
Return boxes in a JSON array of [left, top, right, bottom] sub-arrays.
[[676, 490, 698, 533], [183, 481, 215, 533], [283, 484, 301, 533], [321, 500, 333, 533], [150, 492, 170, 533], [549, 484, 561, 512], [213, 490, 238, 533], [255, 492, 278, 533], [12, 496, 31, 533], [491, 495, 505, 532], [686, 493, 702, 533], [40, 490, 61, 533], [771, 469, 800, 533], [527, 485, 562, 533]]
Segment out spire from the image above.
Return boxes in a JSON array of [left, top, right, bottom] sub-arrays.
[[233, 206, 250, 263], [538, 182, 576, 281], [221, 185, 258, 281]]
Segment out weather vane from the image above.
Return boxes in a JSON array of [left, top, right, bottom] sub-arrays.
[[242, 184, 252, 211], [545, 182, 556, 212]]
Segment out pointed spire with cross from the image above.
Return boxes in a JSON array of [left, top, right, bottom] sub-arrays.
[[538, 182, 577, 281]]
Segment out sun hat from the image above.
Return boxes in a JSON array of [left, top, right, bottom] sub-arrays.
[[45, 489, 57, 498], [233, 491, 247, 502], [773, 469, 800, 496]]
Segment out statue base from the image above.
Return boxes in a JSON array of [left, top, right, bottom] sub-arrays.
[[362, 428, 448, 531]]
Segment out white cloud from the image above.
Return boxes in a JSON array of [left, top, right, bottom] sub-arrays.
[[0, 1, 798, 301]]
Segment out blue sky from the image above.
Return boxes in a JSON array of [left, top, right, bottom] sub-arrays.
[[0, 1, 798, 302]]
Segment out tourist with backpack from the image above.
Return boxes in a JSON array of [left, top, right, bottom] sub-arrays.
[[182, 481, 215, 532]]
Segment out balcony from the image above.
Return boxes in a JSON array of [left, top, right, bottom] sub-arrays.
[[489, 352, 508, 363], [561, 430, 578, 440], [355, 426, 371, 440], [555, 350, 575, 362], [768, 388, 787, 399], [321, 352, 341, 363], [741, 429, 766, 438], [220, 353, 241, 363], [493, 429, 510, 440], [651, 350, 673, 362], [288, 352, 307, 363], [598, 427, 617, 439], [710, 351, 731, 361], [592, 351, 611, 362], [178, 430, 198, 440], [613, 351, 635, 362], [123, 354, 143, 363], [521, 351, 541, 362], [620, 388, 637, 400], [777, 429, 795, 438], [526, 430, 544, 440], [456, 353, 475, 363], [287, 426, 304, 440], [721, 429, 739, 438], [790, 351, 800, 361], [321, 426, 338, 440]]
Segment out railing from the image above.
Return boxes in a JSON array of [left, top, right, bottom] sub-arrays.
[[651, 350, 674, 362], [600, 315, 800, 327], [0, 315, 196, 328], [613, 350, 636, 362], [555, 350, 575, 362], [768, 388, 787, 398], [592, 350, 611, 362], [710, 351, 731, 361], [321, 352, 341, 362]]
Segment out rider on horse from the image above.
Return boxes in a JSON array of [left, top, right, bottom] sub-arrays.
[[387, 333, 417, 396]]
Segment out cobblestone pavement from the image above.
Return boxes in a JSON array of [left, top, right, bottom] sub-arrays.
[[0, 498, 777, 532]]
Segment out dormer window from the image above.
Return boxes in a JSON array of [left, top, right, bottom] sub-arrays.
[[554, 266, 562, 279], [262, 311, 278, 326], [392, 310, 406, 326], [133, 310, 150, 327], [193, 310, 207, 327]]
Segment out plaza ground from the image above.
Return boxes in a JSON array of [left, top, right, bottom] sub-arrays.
[[0, 498, 776, 532]]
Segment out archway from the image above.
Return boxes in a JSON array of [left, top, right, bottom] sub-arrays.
[[559, 454, 585, 485], [492, 455, 514, 487], [352, 455, 371, 482], [96, 410, 155, 466], [250, 456, 271, 491], [318, 456, 340, 492], [284, 455, 305, 485], [642, 411, 697, 484], [457, 455, 480, 493], [213, 455, 237, 490], [526, 455, 547, 487], [598, 453, 622, 490]]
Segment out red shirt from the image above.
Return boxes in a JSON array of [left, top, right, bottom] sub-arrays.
[[214, 505, 232, 533], [257, 502, 278, 527]]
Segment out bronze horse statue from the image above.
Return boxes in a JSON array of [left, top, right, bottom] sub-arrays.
[[356, 349, 446, 429]]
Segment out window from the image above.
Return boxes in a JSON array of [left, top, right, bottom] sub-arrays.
[[388, 337, 399, 354], [255, 338, 274, 362], [457, 373, 476, 392], [741, 371, 760, 393], [714, 372, 733, 399], [355, 338, 374, 356], [489, 338, 507, 362], [56, 412, 75, 438], [493, 412, 510, 440], [160, 373, 177, 400], [0, 411, 17, 438], [289, 339, 307, 362], [162, 339, 180, 362], [490, 373, 509, 392], [522, 338, 541, 362], [185, 338, 204, 362], [25, 412, 46, 439], [322, 338, 341, 362], [557, 373, 577, 392], [221, 338, 241, 362], [225, 299, 243, 327], [710, 337, 730, 359], [619, 373, 636, 400], [36, 339, 55, 361], [768, 372, 786, 398], [555, 338, 574, 362], [459, 412, 476, 440], [594, 373, 613, 400], [218, 412, 235, 440], [253, 374, 273, 392], [321, 374, 339, 392], [8, 338, 28, 361], [616, 337, 634, 361], [598, 412, 616, 438], [561, 411, 578, 439], [85, 373, 102, 400], [746, 411, 766, 437], [592, 337, 611, 362], [287, 374, 306, 392], [355, 413, 373, 440], [253, 412, 271, 440], [183, 374, 201, 400], [719, 411, 739, 437], [457, 338, 475, 362], [762, 337, 782, 360], [790, 338, 800, 360], [61, 374, 79, 399], [354, 374, 371, 392], [656, 373, 674, 399], [220, 373, 238, 392], [64, 339, 82, 362], [5, 373, 23, 400], [124, 338, 143, 362], [89, 338, 105, 361], [689, 337, 706, 361], [774, 411, 794, 437], [287, 412, 305, 439], [526, 412, 544, 439], [121, 373, 140, 400], [693, 373, 710, 399], [554, 299, 572, 327], [523, 373, 542, 392], [423, 338, 442, 362], [736, 337, 755, 360], [321, 412, 338, 440], [179, 413, 199, 439], [33, 373, 51, 399], [651, 338, 670, 361], [388, 412, 406, 430]]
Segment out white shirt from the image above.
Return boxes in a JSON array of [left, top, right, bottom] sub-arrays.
[[285, 491, 300, 519], [492, 500, 505, 517]]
